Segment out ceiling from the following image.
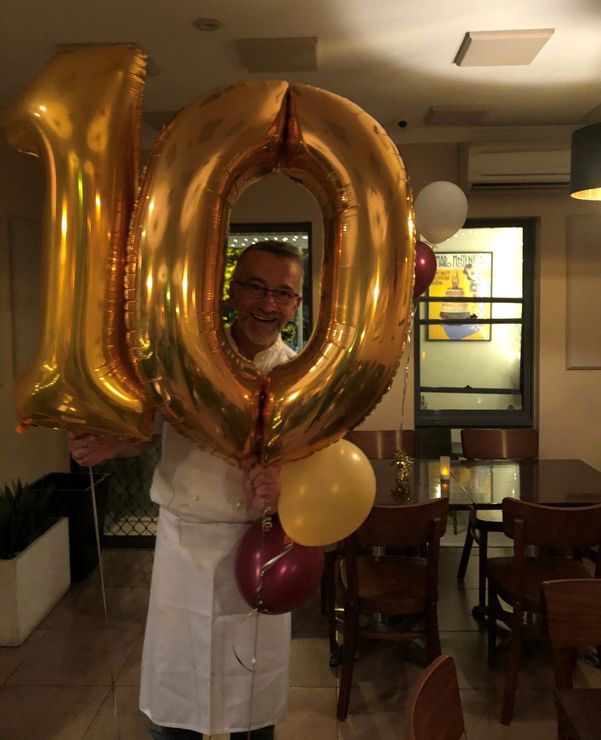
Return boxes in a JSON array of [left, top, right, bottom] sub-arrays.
[[2, 0, 601, 149]]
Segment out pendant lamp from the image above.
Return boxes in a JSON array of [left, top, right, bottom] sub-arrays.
[[570, 122, 601, 200]]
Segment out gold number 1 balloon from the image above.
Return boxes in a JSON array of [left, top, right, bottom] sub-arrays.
[[5, 45, 153, 439]]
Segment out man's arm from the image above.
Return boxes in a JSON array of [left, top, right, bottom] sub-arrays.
[[68, 432, 158, 467]]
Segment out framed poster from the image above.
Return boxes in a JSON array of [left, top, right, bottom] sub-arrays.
[[427, 251, 492, 341]]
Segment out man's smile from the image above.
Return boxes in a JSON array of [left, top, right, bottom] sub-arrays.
[[250, 312, 278, 323]]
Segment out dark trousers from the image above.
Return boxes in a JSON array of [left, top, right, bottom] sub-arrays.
[[149, 722, 274, 739]]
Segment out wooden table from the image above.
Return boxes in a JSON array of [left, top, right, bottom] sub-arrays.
[[451, 458, 601, 507], [371, 458, 601, 509]]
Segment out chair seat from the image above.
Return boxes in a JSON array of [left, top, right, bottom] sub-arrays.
[[475, 509, 503, 526], [487, 557, 592, 608], [341, 557, 429, 613]]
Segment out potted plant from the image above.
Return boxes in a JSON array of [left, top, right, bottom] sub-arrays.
[[0, 480, 70, 646]]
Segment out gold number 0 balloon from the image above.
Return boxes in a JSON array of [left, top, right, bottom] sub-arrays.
[[127, 80, 414, 465], [5, 45, 152, 439]]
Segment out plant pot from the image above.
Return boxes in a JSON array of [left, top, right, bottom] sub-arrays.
[[30, 472, 110, 582], [0, 517, 70, 646]]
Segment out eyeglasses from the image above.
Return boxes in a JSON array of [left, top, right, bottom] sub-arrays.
[[231, 280, 300, 306]]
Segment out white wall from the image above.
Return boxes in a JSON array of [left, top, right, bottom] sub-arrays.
[[3, 138, 601, 483]]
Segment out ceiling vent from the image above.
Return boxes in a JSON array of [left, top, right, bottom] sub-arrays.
[[234, 37, 318, 73], [462, 142, 570, 191]]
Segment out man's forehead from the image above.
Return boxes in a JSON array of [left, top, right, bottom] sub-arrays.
[[236, 252, 302, 282]]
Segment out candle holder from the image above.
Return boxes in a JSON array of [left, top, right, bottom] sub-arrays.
[[439, 455, 451, 481]]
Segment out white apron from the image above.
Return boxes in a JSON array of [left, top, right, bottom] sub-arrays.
[[140, 337, 295, 735]]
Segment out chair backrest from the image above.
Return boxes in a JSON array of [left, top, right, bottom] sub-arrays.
[[355, 498, 449, 549], [543, 579, 601, 649], [345, 429, 416, 458], [415, 426, 452, 459], [461, 427, 538, 460], [405, 655, 465, 740], [501, 497, 601, 554]]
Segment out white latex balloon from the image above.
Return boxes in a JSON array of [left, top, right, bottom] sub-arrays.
[[414, 181, 468, 245]]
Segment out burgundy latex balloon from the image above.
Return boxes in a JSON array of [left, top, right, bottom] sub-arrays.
[[413, 240, 437, 297], [235, 517, 325, 614]]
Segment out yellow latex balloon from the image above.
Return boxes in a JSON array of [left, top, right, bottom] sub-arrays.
[[279, 440, 376, 546]]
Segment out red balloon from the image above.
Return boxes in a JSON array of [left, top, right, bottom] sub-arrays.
[[235, 517, 325, 614], [414, 240, 437, 297]]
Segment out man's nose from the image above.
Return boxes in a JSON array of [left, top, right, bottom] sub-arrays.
[[258, 290, 278, 310]]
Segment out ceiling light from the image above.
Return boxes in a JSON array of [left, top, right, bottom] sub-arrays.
[[454, 29, 554, 67], [570, 123, 601, 200]]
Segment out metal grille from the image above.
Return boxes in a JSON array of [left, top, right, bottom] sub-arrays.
[[100, 437, 161, 545]]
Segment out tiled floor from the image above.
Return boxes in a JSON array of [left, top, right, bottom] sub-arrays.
[[1, 529, 600, 739]]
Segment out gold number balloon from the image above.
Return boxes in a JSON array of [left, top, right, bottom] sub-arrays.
[[126, 81, 414, 465], [5, 45, 152, 439], [263, 84, 414, 464], [7, 46, 414, 462]]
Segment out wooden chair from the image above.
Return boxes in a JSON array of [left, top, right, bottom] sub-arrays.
[[404, 655, 465, 740], [457, 427, 539, 614], [542, 579, 601, 740], [336, 497, 449, 720], [323, 428, 415, 642], [345, 428, 416, 458], [487, 498, 601, 725]]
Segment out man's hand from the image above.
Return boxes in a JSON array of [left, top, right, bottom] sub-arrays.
[[68, 432, 148, 467], [242, 456, 282, 513]]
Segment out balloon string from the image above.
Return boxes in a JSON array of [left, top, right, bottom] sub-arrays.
[[87, 467, 119, 736], [88, 467, 108, 616], [398, 303, 417, 439], [245, 510, 272, 736], [233, 510, 288, 738]]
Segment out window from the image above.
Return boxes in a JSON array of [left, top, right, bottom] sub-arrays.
[[414, 218, 535, 428], [225, 222, 313, 351]]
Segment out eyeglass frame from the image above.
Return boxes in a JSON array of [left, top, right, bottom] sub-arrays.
[[230, 279, 302, 306]]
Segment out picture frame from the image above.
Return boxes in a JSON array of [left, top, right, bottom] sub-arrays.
[[427, 251, 493, 341]]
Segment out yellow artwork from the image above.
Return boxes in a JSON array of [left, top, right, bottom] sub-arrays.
[[428, 252, 493, 341]]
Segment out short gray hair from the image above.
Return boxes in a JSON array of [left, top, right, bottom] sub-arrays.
[[234, 239, 303, 273]]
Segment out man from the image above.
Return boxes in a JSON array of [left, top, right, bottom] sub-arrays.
[[70, 241, 303, 739]]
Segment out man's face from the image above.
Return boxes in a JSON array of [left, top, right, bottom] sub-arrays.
[[229, 251, 303, 351]]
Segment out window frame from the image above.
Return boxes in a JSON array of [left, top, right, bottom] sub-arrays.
[[414, 217, 536, 428]]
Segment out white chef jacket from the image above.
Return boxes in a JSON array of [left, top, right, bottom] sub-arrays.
[[139, 335, 296, 735]]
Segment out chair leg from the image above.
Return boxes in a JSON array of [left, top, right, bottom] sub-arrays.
[[425, 602, 441, 663], [337, 602, 359, 721], [556, 704, 570, 740], [501, 600, 524, 726], [323, 551, 338, 653], [477, 526, 489, 611], [457, 524, 474, 580], [487, 583, 498, 664]]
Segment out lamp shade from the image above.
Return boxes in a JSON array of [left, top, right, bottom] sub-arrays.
[[570, 122, 601, 200]]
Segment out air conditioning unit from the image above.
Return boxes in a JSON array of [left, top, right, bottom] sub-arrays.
[[462, 142, 571, 191]]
